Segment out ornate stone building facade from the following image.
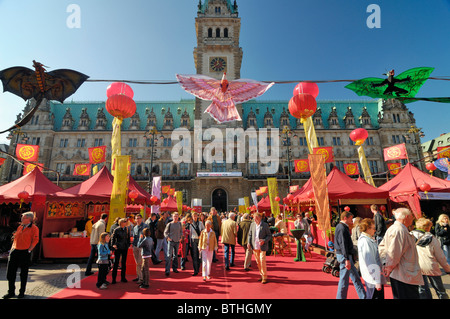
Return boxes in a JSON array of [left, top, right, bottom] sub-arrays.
[[1, 0, 423, 212]]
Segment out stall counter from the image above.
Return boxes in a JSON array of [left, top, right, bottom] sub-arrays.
[[42, 237, 91, 258]]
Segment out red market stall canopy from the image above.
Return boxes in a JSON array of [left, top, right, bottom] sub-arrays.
[[160, 195, 178, 212], [294, 167, 389, 205], [47, 166, 150, 205], [257, 196, 284, 215], [378, 163, 450, 217], [0, 167, 62, 204]]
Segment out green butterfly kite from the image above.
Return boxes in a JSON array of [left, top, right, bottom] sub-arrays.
[[345, 67, 450, 103]]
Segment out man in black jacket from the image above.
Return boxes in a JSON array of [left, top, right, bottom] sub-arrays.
[[371, 204, 386, 245], [111, 218, 131, 284], [334, 211, 366, 299]]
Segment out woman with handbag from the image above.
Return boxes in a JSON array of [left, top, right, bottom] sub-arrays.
[[96, 232, 111, 289]]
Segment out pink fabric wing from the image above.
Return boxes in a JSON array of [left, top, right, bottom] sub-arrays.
[[227, 79, 275, 103], [176, 74, 221, 101]]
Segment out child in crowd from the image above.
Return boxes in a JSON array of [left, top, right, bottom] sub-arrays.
[[137, 228, 154, 289], [97, 232, 111, 289]]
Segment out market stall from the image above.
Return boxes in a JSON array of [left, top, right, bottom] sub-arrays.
[[291, 167, 390, 248], [43, 167, 150, 258], [379, 163, 450, 219], [160, 195, 179, 212], [0, 167, 62, 259]]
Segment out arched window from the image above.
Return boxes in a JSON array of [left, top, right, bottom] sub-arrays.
[[216, 28, 220, 37], [208, 28, 212, 38], [224, 28, 228, 38]]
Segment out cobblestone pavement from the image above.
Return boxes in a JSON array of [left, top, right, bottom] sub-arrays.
[[0, 259, 90, 299], [1, 258, 449, 299]]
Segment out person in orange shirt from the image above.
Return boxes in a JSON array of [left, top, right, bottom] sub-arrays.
[[3, 212, 39, 299]]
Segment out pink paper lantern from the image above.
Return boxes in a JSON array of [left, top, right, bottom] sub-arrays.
[[106, 82, 134, 99], [293, 82, 319, 98]]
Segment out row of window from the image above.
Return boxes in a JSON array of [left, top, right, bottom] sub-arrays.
[[207, 27, 229, 38], [56, 136, 380, 149]]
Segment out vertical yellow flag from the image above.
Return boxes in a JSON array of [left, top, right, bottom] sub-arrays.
[[357, 146, 375, 186], [176, 191, 183, 215], [267, 177, 280, 217], [111, 117, 123, 178], [107, 154, 130, 231], [244, 197, 250, 214], [303, 117, 319, 154]]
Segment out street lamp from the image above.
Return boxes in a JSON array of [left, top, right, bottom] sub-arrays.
[[6, 129, 29, 183], [280, 126, 297, 193], [403, 125, 425, 170], [143, 126, 159, 193]]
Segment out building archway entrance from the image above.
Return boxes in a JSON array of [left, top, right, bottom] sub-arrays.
[[212, 188, 227, 213]]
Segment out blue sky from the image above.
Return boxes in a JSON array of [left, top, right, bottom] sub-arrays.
[[0, 0, 449, 144]]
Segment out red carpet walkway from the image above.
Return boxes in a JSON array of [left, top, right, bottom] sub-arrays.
[[49, 242, 392, 299]]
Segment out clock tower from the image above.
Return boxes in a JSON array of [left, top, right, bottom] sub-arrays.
[[193, 0, 243, 127]]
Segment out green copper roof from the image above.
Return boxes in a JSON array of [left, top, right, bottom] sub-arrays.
[[199, 0, 237, 14], [50, 100, 195, 131], [50, 99, 380, 132], [242, 99, 380, 130]]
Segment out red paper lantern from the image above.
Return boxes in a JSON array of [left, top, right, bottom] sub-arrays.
[[18, 191, 29, 208], [306, 190, 314, 199], [287, 194, 294, 201], [420, 183, 431, 193], [150, 195, 158, 203], [105, 94, 136, 119], [349, 128, 369, 146], [107, 82, 134, 99], [425, 162, 436, 172], [275, 196, 280, 202], [308, 206, 314, 212], [288, 93, 317, 122], [344, 206, 351, 212], [293, 82, 319, 98], [18, 191, 29, 200], [128, 190, 138, 202]]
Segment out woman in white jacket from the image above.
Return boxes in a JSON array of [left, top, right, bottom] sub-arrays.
[[411, 218, 450, 299], [357, 218, 387, 299]]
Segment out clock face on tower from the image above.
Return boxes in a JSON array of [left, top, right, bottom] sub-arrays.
[[209, 57, 227, 72]]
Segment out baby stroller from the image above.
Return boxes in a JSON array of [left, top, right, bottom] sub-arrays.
[[322, 242, 340, 277]]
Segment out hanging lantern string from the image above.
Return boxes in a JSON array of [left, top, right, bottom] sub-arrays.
[[85, 76, 450, 85]]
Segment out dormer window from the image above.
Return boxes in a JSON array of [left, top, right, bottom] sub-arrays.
[[215, 6, 221, 14]]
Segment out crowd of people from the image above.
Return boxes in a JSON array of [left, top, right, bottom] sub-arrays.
[[334, 204, 450, 299], [84, 207, 296, 289], [2, 204, 450, 299]]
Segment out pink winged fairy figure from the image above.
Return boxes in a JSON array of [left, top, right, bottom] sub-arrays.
[[176, 73, 274, 123]]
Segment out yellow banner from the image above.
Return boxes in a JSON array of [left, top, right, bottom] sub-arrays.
[[244, 197, 250, 214], [357, 146, 375, 186], [303, 117, 318, 154], [267, 177, 280, 217], [176, 191, 183, 215], [92, 164, 98, 175], [111, 118, 123, 171], [107, 155, 130, 231]]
